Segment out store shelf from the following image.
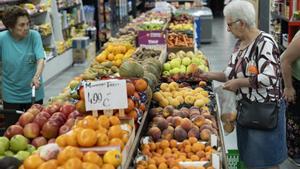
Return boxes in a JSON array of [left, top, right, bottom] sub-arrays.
[[62, 21, 84, 31], [30, 11, 48, 17], [288, 20, 300, 26], [58, 3, 81, 11]]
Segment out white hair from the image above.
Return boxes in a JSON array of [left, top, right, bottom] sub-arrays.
[[223, 0, 256, 27]]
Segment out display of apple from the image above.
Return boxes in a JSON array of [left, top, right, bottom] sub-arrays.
[[0, 137, 9, 151], [26, 145, 36, 154], [5, 151, 14, 157], [33, 113, 48, 128], [60, 103, 76, 116], [31, 136, 47, 148], [23, 123, 40, 139], [9, 135, 28, 152], [0, 142, 6, 155], [18, 113, 35, 127], [4, 125, 24, 139], [40, 121, 59, 139], [26, 107, 40, 117], [30, 104, 43, 111]]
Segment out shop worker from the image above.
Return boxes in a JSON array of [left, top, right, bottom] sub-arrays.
[[0, 6, 45, 111], [200, 1, 287, 169], [281, 30, 300, 164]]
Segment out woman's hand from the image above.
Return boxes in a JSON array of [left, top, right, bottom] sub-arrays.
[[223, 79, 240, 92], [31, 76, 40, 89], [283, 87, 296, 103]]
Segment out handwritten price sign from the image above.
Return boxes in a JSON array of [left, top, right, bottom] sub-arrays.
[[83, 79, 128, 111]]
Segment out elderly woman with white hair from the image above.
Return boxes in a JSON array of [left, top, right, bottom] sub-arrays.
[[200, 0, 287, 168]]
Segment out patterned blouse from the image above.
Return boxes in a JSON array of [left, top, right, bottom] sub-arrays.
[[224, 32, 282, 102]]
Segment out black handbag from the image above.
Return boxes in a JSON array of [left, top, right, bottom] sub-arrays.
[[237, 98, 279, 130]]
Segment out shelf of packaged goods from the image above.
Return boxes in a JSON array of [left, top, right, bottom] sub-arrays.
[[62, 21, 84, 31], [58, 3, 81, 11]]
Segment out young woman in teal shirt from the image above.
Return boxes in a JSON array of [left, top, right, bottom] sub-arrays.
[[0, 6, 45, 111]]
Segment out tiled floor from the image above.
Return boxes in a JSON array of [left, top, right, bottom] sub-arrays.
[[44, 17, 299, 169]]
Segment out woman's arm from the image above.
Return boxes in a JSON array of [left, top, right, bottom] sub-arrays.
[[32, 59, 44, 88], [281, 35, 300, 102], [202, 72, 227, 82]]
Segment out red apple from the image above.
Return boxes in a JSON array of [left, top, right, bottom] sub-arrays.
[[33, 114, 48, 128], [4, 125, 23, 139], [65, 118, 75, 127], [60, 104, 76, 116], [18, 112, 35, 127], [44, 104, 60, 115], [31, 136, 47, 148], [48, 138, 56, 144], [59, 125, 71, 135], [23, 123, 40, 139], [39, 111, 51, 119], [31, 104, 43, 111], [67, 110, 82, 119], [26, 107, 40, 117], [41, 121, 59, 139], [51, 112, 66, 121]]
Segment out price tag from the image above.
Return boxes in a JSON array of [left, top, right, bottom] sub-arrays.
[[83, 79, 128, 111]]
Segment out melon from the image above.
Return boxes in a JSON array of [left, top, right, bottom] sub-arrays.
[[143, 64, 161, 79], [143, 71, 158, 90], [119, 60, 144, 78], [144, 58, 163, 72]]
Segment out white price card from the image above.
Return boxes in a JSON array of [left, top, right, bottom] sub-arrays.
[[83, 79, 128, 111]]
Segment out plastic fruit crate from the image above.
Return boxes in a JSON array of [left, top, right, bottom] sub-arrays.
[[227, 150, 246, 169]]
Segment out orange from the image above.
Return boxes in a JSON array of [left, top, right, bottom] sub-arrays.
[[128, 109, 138, 121], [190, 155, 200, 161], [23, 154, 45, 169], [98, 115, 110, 129], [83, 152, 103, 167], [96, 54, 107, 63], [96, 126, 108, 134], [109, 116, 121, 126], [134, 79, 148, 92], [121, 132, 129, 144], [66, 131, 78, 146], [103, 150, 122, 167], [101, 164, 115, 169], [125, 98, 135, 113], [64, 157, 83, 169], [184, 145, 192, 153], [108, 125, 123, 139], [77, 128, 97, 147], [97, 133, 109, 146], [109, 138, 125, 150], [82, 162, 100, 169], [107, 53, 115, 61], [82, 116, 98, 130], [56, 135, 67, 147], [19, 165, 25, 169], [57, 146, 83, 165], [37, 160, 58, 169]]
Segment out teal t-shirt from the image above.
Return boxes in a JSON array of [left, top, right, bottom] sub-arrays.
[[0, 30, 45, 103]]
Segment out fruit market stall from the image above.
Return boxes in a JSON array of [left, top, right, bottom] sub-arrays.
[[0, 7, 229, 169]]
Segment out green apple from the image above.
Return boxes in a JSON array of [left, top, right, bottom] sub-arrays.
[[186, 51, 194, 58], [0, 137, 9, 151], [26, 144, 36, 154], [182, 57, 191, 66], [179, 65, 186, 73], [191, 57, 201, 65], [170, 58, 181, 69], [0, 142, 6, 155], [170, 68, 180, 75], [163, 63, 171, 71], [5, 150, 14, 157], [9, 135, 28, 152], [14, 151, 30, 161]]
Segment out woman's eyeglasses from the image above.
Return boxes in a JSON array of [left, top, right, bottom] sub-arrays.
[[227, 20, 240, 27]]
